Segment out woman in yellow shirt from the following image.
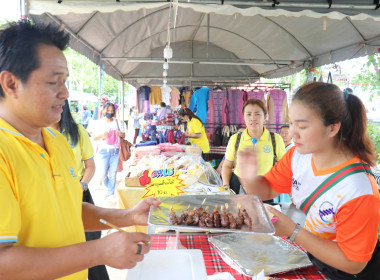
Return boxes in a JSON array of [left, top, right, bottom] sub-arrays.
[[222, 99, 286, 195], [179, 108, 210, 158]]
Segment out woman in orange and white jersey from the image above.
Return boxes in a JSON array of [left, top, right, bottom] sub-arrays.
[[238, 82, 380, 280]]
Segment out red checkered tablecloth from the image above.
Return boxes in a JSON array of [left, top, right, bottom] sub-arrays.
[[209, 146, 227, 155], [151, 234, 327, 280]]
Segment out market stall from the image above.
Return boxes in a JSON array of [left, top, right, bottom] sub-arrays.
[[24, 1, 380, 279], [117, 143, 229, 231]]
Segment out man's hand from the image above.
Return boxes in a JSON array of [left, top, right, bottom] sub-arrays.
[[103, 131, 109, 138], [97, 231, 151, 269], [130, 198, 161, 226]]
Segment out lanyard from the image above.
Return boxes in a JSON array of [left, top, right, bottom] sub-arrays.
[[251, 137, 260, 145]]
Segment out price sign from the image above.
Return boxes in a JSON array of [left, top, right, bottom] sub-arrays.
[[140, 168, 187, 198]]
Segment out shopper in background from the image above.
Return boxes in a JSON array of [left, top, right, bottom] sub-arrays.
[[179, 107, 210, 158], [222, 99, 286, 195], [238, 82, 380, 279], [0, 20, 160, 280], [158, 102, 168, 121], [130, 106, 143, 144], [81, 105, 91, 129], [280, 124, 294, 151], [93, 102, 125, 202], [122, 104, 130, 129], [50, 100, 109, 280]]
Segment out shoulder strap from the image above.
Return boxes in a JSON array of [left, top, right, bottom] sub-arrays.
[[233, 132, 242, 166], [270, 132, 277, 166], [300, 163, 373, 216]]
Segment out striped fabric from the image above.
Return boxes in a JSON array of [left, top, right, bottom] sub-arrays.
[[0, 235, 17, 243]]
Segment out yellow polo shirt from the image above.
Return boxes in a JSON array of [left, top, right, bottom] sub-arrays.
[[188, 118, 210, 153], [225, 128, 286, 177], [0, 118, 87, 280], [67, 124, 94, 179]]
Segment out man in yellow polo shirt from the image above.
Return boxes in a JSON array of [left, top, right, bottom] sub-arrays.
[[0, 21, 160, 280]]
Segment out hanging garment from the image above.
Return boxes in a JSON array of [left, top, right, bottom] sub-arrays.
[[206, 97, 215, 138], [267, 89, 288, 133], [165, 108, 174, 125], [213, 126, 223, 146], [227, 89, 243, 125], [170, 87, 180, 108], [167, 130, 175, 144], [222, 96, 230, 124], [137, 86, 150, 112], [179, 91, 186, 107], [149, 86, 162, 105], [221, 125, 231, 146], [159, 131, 166, 143], [184, 90, 191, 107], [209, 90, 227, 126], [143, 100, 150, 114], [189, 87, 210, 124], [161, 85, 171, 105]]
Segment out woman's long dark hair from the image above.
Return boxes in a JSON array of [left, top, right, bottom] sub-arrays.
[[293, 82, 377, 166], [60, 99, 79, 146], [178, 108, 204, 126]]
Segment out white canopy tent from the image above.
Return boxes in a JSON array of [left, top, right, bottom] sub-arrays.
[[27, 0, 380, 87], [68, 90, 98, 102]]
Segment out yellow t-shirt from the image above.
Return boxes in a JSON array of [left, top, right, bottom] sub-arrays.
[[149, 86, 162, 105], [188, 118, 210, 153], [67, 124, 94, 179], [225, 128, 286, 177], [0, 118, 87, 280]]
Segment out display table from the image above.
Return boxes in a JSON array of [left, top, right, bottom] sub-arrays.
[[150, 234, 327, 280]]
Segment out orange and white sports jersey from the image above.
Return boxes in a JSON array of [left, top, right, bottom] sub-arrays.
[[265, 147, 380, 262]]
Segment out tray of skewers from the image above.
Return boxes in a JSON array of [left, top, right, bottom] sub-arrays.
[[148, 195, 275, 234]]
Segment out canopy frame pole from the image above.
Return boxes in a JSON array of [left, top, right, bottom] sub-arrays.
[[207, 14, 210, 58], [121, 79, 125, 122], [20, 0, 27, 19]]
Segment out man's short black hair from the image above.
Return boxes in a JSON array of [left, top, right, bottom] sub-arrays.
[[0, 20, 70, 98], [280, 124, 290, 130], [160, 102, 166, 108]]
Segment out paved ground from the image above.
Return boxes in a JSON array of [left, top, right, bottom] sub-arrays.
[[87, 126, 138, 280]]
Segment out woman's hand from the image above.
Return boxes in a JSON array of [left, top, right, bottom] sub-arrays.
[[130, 198, 161, 226], [103, 131, 109, 138], [264, 204, 296, 238], [236, 148, 258, 187]]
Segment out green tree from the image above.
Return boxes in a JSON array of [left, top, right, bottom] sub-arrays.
[[352, 54, 380, 99], [63, 48, 121, 99]]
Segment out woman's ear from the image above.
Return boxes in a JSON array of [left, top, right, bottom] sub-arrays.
[[0, 71, 20, 99], [328, 122, 341, 138]]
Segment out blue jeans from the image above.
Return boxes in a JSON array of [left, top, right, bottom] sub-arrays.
[[98, 148, 119, 196]]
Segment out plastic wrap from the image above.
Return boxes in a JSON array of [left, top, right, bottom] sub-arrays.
[[209, 233, 312, 276], [202, 161, 223, 186]]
